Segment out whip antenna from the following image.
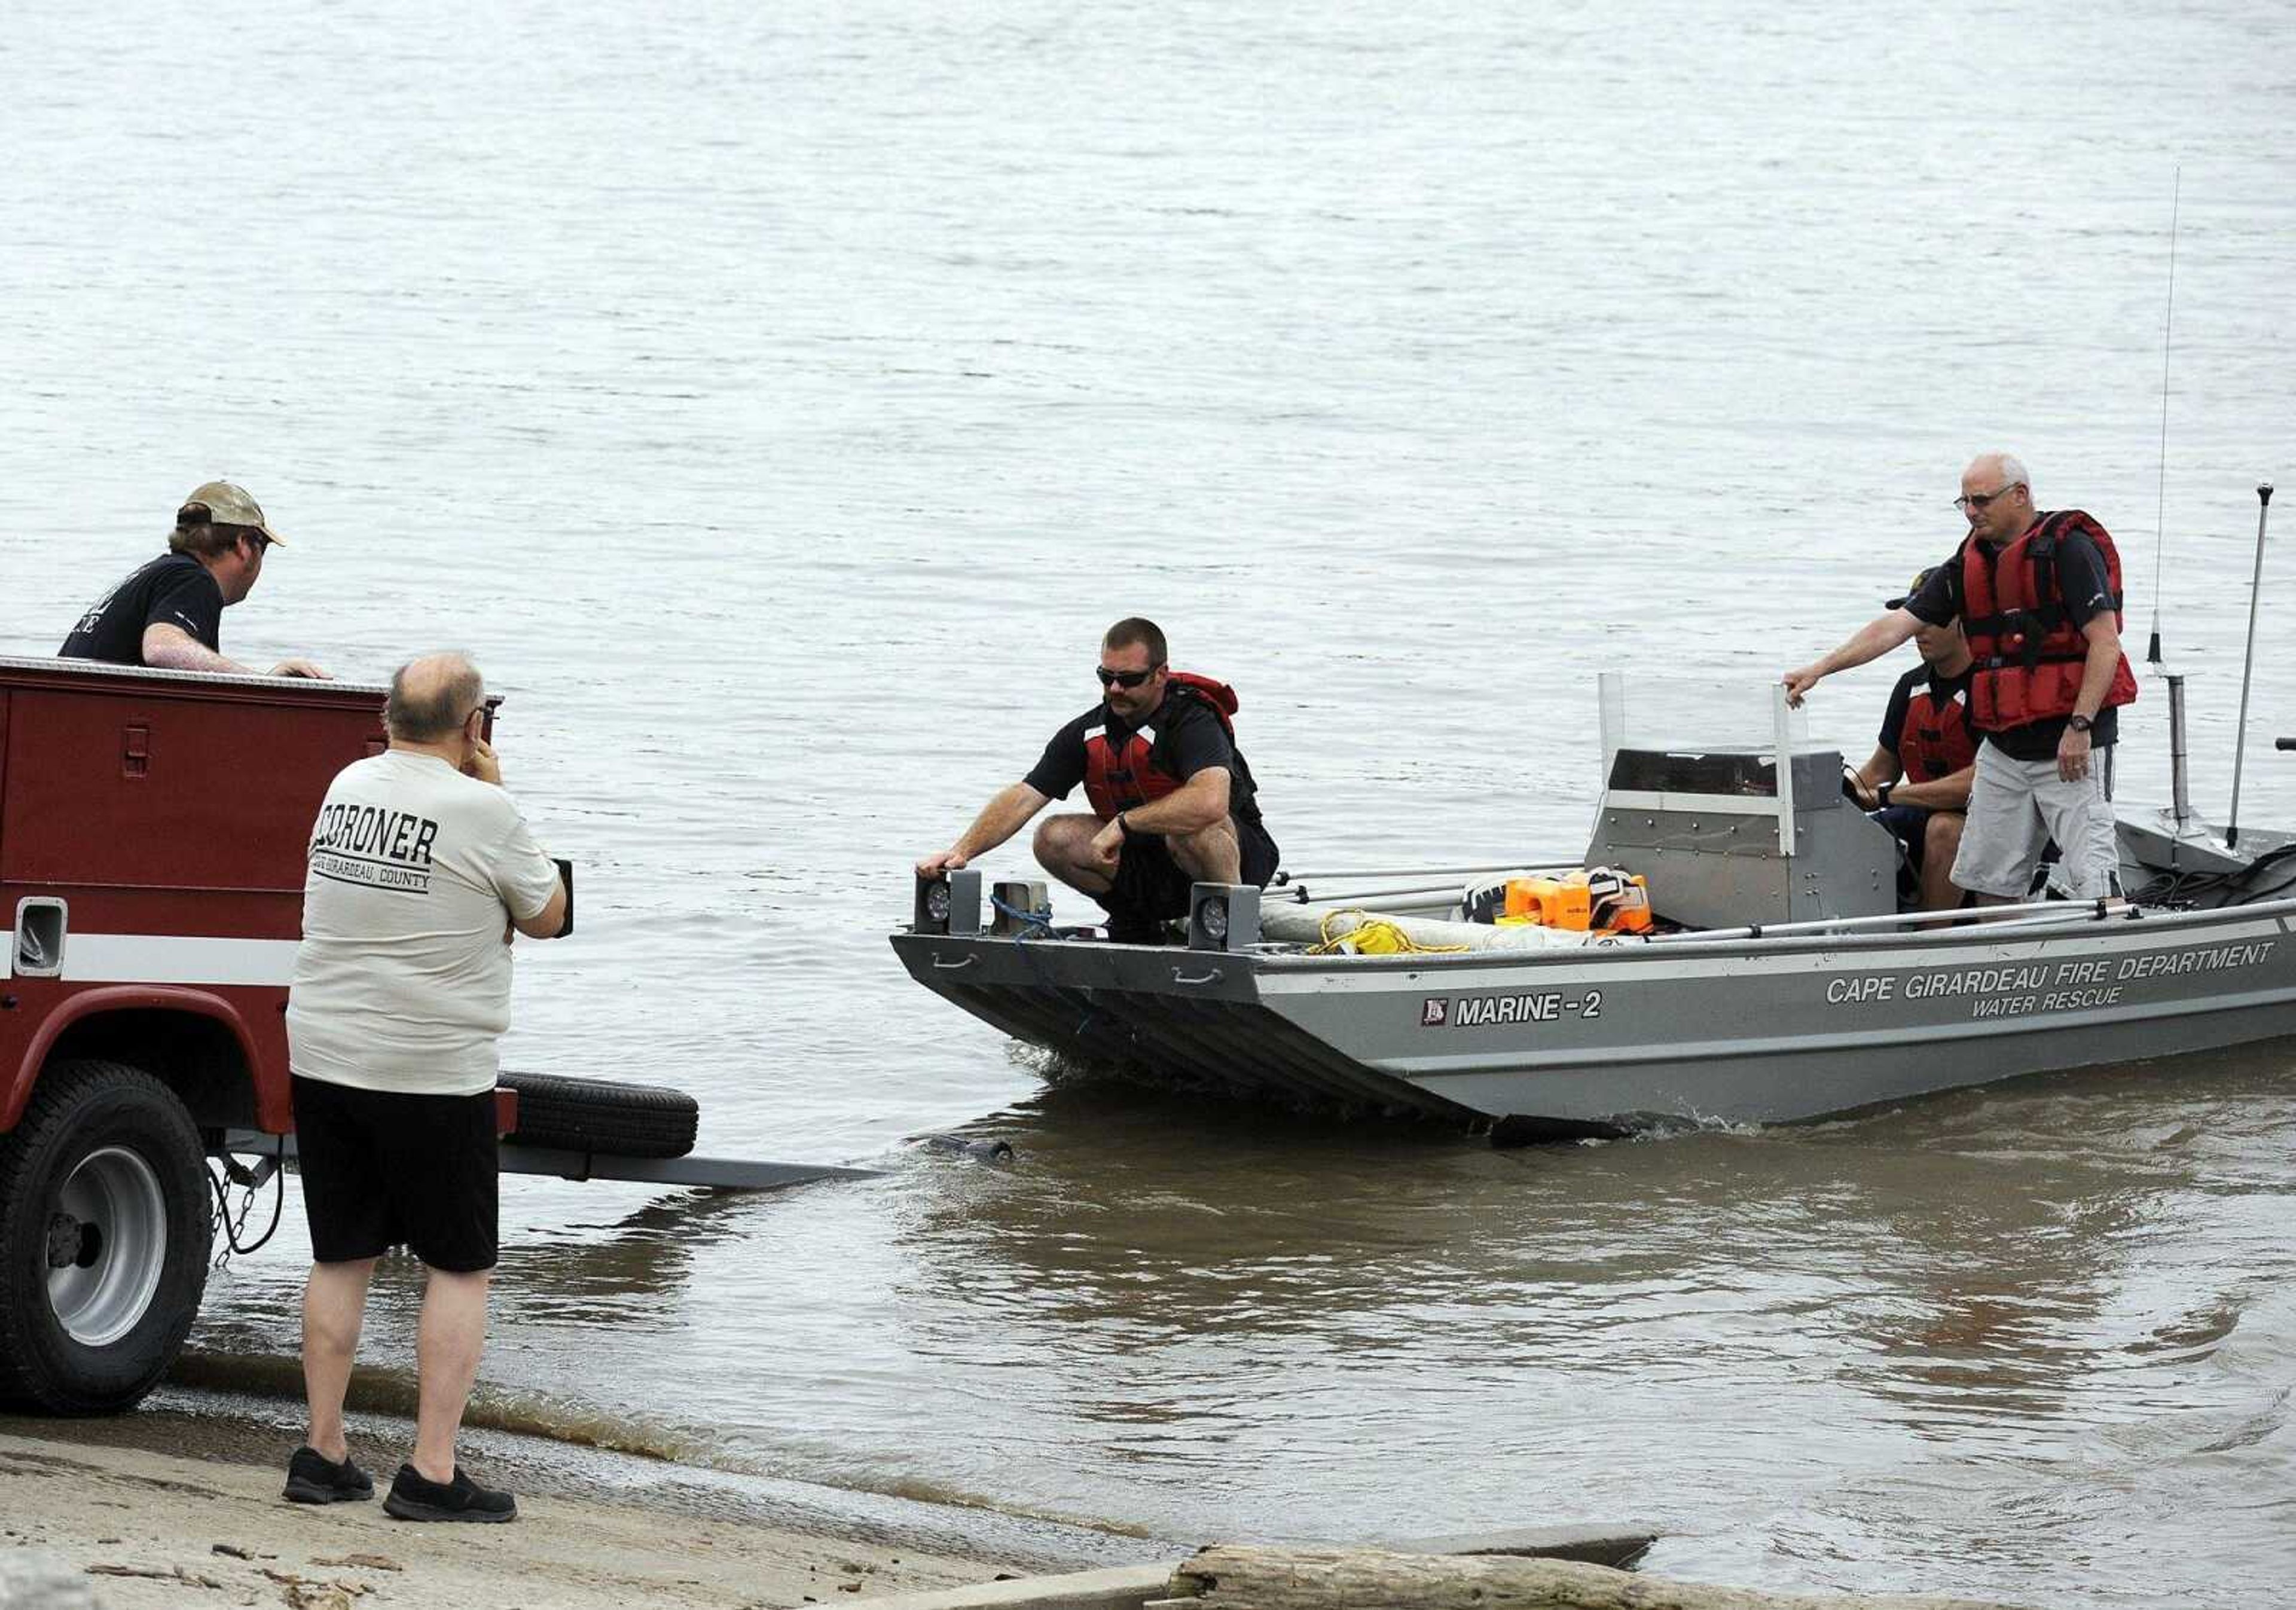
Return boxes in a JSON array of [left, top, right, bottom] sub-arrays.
[[2148, 166, 2181, 668], [2227, 483, 2274, 850]]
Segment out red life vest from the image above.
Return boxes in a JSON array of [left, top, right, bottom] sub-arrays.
[[1081, 673, 1238, 821], [1960, 511, 2138, 732], [1897, 678, 1978, 784]]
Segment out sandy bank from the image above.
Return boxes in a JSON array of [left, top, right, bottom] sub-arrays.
[[0, 1423, 1058, 1610]]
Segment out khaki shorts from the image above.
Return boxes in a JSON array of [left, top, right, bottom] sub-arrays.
[[1950, 740, 2122, 900]]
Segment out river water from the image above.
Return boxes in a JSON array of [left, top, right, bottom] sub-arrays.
[[5, 0, 2295, 1602]]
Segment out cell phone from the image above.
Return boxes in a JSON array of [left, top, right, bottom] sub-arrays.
[[553, 857, 574, 937]]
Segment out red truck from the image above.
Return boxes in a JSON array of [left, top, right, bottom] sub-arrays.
[[1, 655, 841, 1416]]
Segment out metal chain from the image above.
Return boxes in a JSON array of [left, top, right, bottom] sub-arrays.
[[206, 1143, 286, 1275], [206, 1162, 250, 1276]]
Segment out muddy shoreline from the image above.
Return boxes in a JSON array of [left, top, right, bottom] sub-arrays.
[[1, 1386, 1164, 1610]]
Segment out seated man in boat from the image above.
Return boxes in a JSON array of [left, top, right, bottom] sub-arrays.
[[915, 617, 1280, 943], [1848, 569, 1976, 911], [1784, 452, 2134, 905], [60, 481, 328, 677]]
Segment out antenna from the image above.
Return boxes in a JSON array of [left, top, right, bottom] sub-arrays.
[[2227, 483, 2275, 850], [2147, 167, 2180, 668]]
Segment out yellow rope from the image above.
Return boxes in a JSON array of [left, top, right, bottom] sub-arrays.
[[1303, 909, 1474, 957]]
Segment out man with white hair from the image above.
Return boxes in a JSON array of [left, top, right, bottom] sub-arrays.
[[1782, 453, 2137, 903]]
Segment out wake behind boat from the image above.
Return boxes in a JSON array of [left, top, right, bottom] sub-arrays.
[[893, 665, 2296, 1137]]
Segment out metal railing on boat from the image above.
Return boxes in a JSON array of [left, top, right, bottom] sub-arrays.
[[1647, 897, 2130, 945], [1268, 874, 2144, 939], [1270, 863, 1581, 910]]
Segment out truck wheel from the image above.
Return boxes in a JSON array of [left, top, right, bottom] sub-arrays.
[[0, 1061, 212, 1414], [496, 1072, 699, 1160]]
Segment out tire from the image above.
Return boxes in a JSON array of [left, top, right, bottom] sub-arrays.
[[0, 1060, 212, 1415], [496, 1071, 698, 1160]]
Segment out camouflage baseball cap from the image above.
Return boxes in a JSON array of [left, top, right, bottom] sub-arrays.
[[179, 481, 286, 546], [1885, 566, 1933, 610]]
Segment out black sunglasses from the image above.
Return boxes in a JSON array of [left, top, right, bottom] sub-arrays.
[[1096, 664, 1164, 689]]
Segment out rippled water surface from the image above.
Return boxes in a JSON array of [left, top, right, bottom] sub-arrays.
[[6, 1, 2295, 1603]]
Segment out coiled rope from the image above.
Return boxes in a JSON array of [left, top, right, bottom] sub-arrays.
[[1303, 909, 1474, 957]]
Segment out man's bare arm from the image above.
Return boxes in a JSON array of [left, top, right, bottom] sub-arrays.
[[1891, 762, 1973, 812], [1116, 767, 1231, 836], [917, 782, 1052, 875], [142, 622, 252, 674], [2054, 615, 2125, 781], [1782, 610, 1922, 705], [1850, 745, 1901, 809], [2072, 615, 2123, 724], [512, 878, 570, 940], [141, 623, 329, 678]]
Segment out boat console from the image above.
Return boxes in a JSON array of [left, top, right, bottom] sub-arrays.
[[1583, 673, 1896, 929], [1585, 744, 1897, 930]]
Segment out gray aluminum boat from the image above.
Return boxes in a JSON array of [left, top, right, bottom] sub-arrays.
[[894, 670, 2296, 1135]]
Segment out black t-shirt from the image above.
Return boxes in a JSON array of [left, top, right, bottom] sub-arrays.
[[1027, 689, 1265, 825], [1903, 526, 2118, 761], [59, 554, 224, 667], [1877, 662, 1975, 766]]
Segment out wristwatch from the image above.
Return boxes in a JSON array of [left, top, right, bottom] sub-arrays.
[[2068, 713, 2094, 734], [1876, 783, 1894, 808]]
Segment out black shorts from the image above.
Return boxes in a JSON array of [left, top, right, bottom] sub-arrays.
[[291, 1076, 499, 1272], [1871, 803, 1935, 872], [1108, 816, 1281, 924]]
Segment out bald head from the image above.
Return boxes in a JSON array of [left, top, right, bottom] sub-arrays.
[[386, 652, 485, 743]]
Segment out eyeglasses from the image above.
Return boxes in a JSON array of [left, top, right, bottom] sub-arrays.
[[1953, 484, 2023, 512], [1096, 664, 1164, 689]]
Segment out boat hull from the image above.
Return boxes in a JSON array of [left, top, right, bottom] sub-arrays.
[[890, 900, 2296, 1131]]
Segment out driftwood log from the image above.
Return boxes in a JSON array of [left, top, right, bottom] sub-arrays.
[[1153, 1545, 2038, 1610]]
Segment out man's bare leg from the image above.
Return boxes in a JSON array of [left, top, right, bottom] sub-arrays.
[[1032, 813, 1115, 896], [1167, 817, 1243, 884], [409, 1267, 491, 1483], [302, 1258, 377, 1464], [1919, 813, 1966, 912]]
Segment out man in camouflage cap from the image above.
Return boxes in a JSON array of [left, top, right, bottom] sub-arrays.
[[1845, 567, 1977, 910], [60, 481, 328, 677]]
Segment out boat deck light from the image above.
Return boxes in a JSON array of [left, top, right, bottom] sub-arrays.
[[913, 868, 984, 936], [1189, 882, 1260, 951]]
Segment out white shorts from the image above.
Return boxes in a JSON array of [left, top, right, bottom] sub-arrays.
[[1950, 740, 2122, 900]]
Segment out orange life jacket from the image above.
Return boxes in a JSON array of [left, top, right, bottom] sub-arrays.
[[1081, 673, 1238, 821], [1897, 678, 1979, 784], [1959, 511, 2138, 732]]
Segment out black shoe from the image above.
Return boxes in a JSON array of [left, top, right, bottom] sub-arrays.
[[383, 1463, 517, 1523], [282, 1445, 374, 1505]]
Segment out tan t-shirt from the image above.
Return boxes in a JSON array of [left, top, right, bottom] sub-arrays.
[[287, 750, 560, 1096]]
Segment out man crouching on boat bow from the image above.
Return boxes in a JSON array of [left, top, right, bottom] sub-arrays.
[[1782, 452, 2136, 906], [916, 617, 1280, 943]]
